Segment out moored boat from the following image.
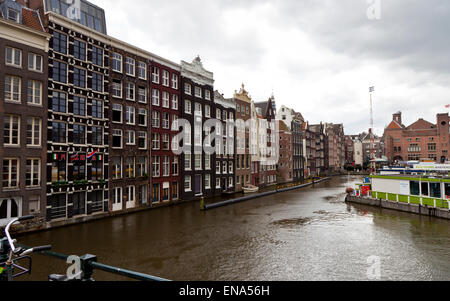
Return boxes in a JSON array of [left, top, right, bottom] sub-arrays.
[[243, 185, 259, 194]]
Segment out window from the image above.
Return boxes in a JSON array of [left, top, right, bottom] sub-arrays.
[[112, 187, 123, 209], [112, 157, 122, 179], [185, 176, 192, 192], [162, 70, 169, 86], [216, 161, 221, 174], [126, 130, 135, 145], [28, 53, 43, 72], [73, 96, 86, 116], [92, 73, 103, 92], [112, 52, 122, 73], [5, 47, 21, 67], [184, 126, 191, 145], [126, 186, 136, 204], [172, 95, 178, 110], [74, 40, 86, 61], [195, 103, 202, 117], [92, 46, 103, 66], [138, 131, 147, 149], [185, 83, 191, 95], [72, 192, 86, 216], [112, 80, 122, 98], [152, 156, 160, 177], [27, 117, 41, 147], [205, 105, 210, 118], [7, 8, 19, 23], [92, 100, 103, 119], [223, 161, 227, 174], [171, 74, 178, 89], [194, 87, 202, 98], [138, 109, 147, 126], [74, 67, 86, 88], [185, 154, 192, 170], [185, 100, 192, 114], [126, 57, 135, 76], [4, 115, 20, 146], [90, 154, 103, 181], [126, 82, 135, 101], [421, 182, 429, 196], [430, 183, 441, 198], [152, 67, 160, 83], [53, 31, 67, 54], [162, 92, 170, 108], [172, 182, 179, 200], [5, 75, 21, 102], [73, 124, 86, 144], [52, 91, 66, 113], [92, 126, 103, 146], [195, 154, 202, 170], [138, 62, 147, 79], [152, 89, 160, 106], [229, 162, 233, 174], [152, 133, 160, 150], [428, 143, 437, 152], [29, 196, 40, 215], [112, 104, 123, 123], [53, 61, 67, 83], [216, 178, 221, 189], [205, 174, 211, 190], [52, 122, 66, 144], [71, 154, 86, 181], [162, 113, 170, 129], [125, 157, 135, 178], [152, 111, 160, 128], [172, 157, 179, 176], [162, 134, 170, 150], [205, 90, 211, 101], [138, 87, 147, 103], [216, 109, 221, 120], [163, 156, 170, 177], [126, 106, 135, 125], [3, 159, 19, 189], [194, 124, 202, 146], [205, 155, 211, 170], [172, 115, 179, 131], [51, 153, 66, 182], [112, 129, 122, 148], [137, 157, 147, 177], [49, 194, 66, 219]]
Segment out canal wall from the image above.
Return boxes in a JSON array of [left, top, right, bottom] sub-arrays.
[[203, 177, 331, 210], [346, 195, 450, 220]]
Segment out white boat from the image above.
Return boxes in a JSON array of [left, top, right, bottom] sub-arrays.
[[243, 185, 259, 194]]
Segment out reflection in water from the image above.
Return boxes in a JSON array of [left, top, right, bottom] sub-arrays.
[[19, 176, 450, 281]]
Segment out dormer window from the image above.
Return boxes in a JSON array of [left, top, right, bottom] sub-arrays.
[[7, 8, 19, 23]]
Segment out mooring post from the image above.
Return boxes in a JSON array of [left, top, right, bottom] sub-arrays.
[[200, 197, 205, 211]]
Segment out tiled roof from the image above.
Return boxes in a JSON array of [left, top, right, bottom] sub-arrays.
[[22, 7, 44, 32]]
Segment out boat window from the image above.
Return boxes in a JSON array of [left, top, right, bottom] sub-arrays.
[[410, 181, 420, 196], [445, 183, 450, 199], [421, 182, 429, 196], [430, 183, 441, 198]]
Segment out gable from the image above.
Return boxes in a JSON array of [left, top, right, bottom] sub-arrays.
[[386, 120, 402, 130], [407, 119, 436, 131]]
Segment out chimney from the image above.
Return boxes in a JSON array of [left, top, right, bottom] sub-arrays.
[[393, 111, 402, 125]]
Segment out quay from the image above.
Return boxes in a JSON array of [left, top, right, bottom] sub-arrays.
[[203, 177, 331, 210]]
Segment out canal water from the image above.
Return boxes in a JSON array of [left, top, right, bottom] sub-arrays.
[[19, 176, 450, 281]]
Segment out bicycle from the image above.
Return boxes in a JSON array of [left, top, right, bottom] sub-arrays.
[[0, 215, 51, 281]]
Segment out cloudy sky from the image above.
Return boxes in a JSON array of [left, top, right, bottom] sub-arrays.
[[91, 0, 450, 135]]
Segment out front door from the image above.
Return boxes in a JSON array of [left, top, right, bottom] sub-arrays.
[[195, 175, 202, 195]]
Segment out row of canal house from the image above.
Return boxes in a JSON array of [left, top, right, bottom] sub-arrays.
[[0, 0, 310, 228]]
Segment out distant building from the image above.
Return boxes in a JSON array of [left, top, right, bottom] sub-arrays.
[[325, 123, 345, 172], [277, 120, 293, 183], [384, 111, 450, 164], [309, 123, 327, 175]]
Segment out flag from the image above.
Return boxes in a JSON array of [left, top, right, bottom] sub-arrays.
[[369, 86, 375, 93], [446, 104, 450, 109], [87, 150, 99, 159]]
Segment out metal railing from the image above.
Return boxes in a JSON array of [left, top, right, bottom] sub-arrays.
[[17, 244, 171, 281]]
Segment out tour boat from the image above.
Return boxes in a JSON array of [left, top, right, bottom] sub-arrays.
[[243, 185, 259, 194]]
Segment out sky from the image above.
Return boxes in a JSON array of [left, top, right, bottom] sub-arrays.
[[90, 0, 450, 136]]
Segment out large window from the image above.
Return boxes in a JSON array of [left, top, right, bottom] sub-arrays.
[[152, 156, 160, 177], [53, 61, 67, 83], [163, 156, 170, 177], [27, 117, 41, 147], [74, 67, 86, 88], [138, 132, 147, 150], [112, 129, 122, 148], [5, 47, 21, 67], [126, 106, 135, 125], [152, 67, 159, 84], [73, 96, 86, 116], [126, 57, 135, 76], [28, 53, 43, 72], [112, 104, 122, 123], [50, 194, 66, 220], [172, 157, 179, 176], [3, 159, 19, 189], [52, 122, 67, 143], [51, 153, 66, 182], [126, 130, 135, 145], [138, 109, 147, 126], [91, 72, 103, 92], [4, 115, 20, 146], [71, 155, 86, 181], [112, 52, 122, 73], [138, 62, 147, 80], [138, 87, 147, 103], [72, 192, 86, 216], [152, 89, 160, 106], [162, 70, 169, 86], [162, 113, 170, 129], [172, 95, 178, 110], [152, 111, 160, 128], [152, 133, 160, 150], [53, 31, 67, 54], [92, 46, 103, 66], [430, 183, 441, 198], [185, 154, 191, 171], [92, 99, 103, 119], [112, 157, 122, 179], [137, 157, 147, 177], [112, 80, 122, 98], [92, 126, 103, 146], [74, 40, 86, 61], [126, 82, 135, 101], [90, 154, 103, 181], [125, 157, 135, 178], [73, 124, 86, 144], [162, 92, 170, 108], [171, 74, 178, 89], [5, 75, 21, 102], [52, 91, 67, 113], [421, 182, 429, 196]]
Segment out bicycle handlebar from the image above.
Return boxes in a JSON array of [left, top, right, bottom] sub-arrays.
[[20, 245, 52, 256], [18, 215, 35, 222]]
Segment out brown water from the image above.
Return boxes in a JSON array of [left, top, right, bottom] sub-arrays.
[[19, 176, 450, 281]]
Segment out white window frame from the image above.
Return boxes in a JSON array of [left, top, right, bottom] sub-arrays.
[[185, 176, 192, 192], [162, 70, 169, 87], [26, 158, 41, 188], [28, 53, 43, 72], [27, 117, 41, 147], [112, 80, 122, 98], [152, 89, 160, 106], [4, 115, 20, 146], [171, 74, 178, 89], [172, 94, 178, 110], [5, 47, 21, 68], [138, 61, 147, 80], [126, 106, 135, 125], [27, 80, 42, 106], [3, 158, 19, 189], [112, 52, 123, 73], [5, 75, 21, 102], [126, 130, 136, 145], [126, 82, 135, 101], [152, 67, 160, 84], [126, 57, 135, 76]]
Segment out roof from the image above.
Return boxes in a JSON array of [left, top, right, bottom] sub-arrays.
[[22, 7, 44, 32], [386, 120, 403, 130], [406, 118, 436, 131]]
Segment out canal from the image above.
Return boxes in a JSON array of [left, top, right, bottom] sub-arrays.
[[19, 176, 450, 281]]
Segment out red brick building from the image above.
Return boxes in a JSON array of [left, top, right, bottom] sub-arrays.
[[277, 120, 293, 183], [384, 112, 450, 163]]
